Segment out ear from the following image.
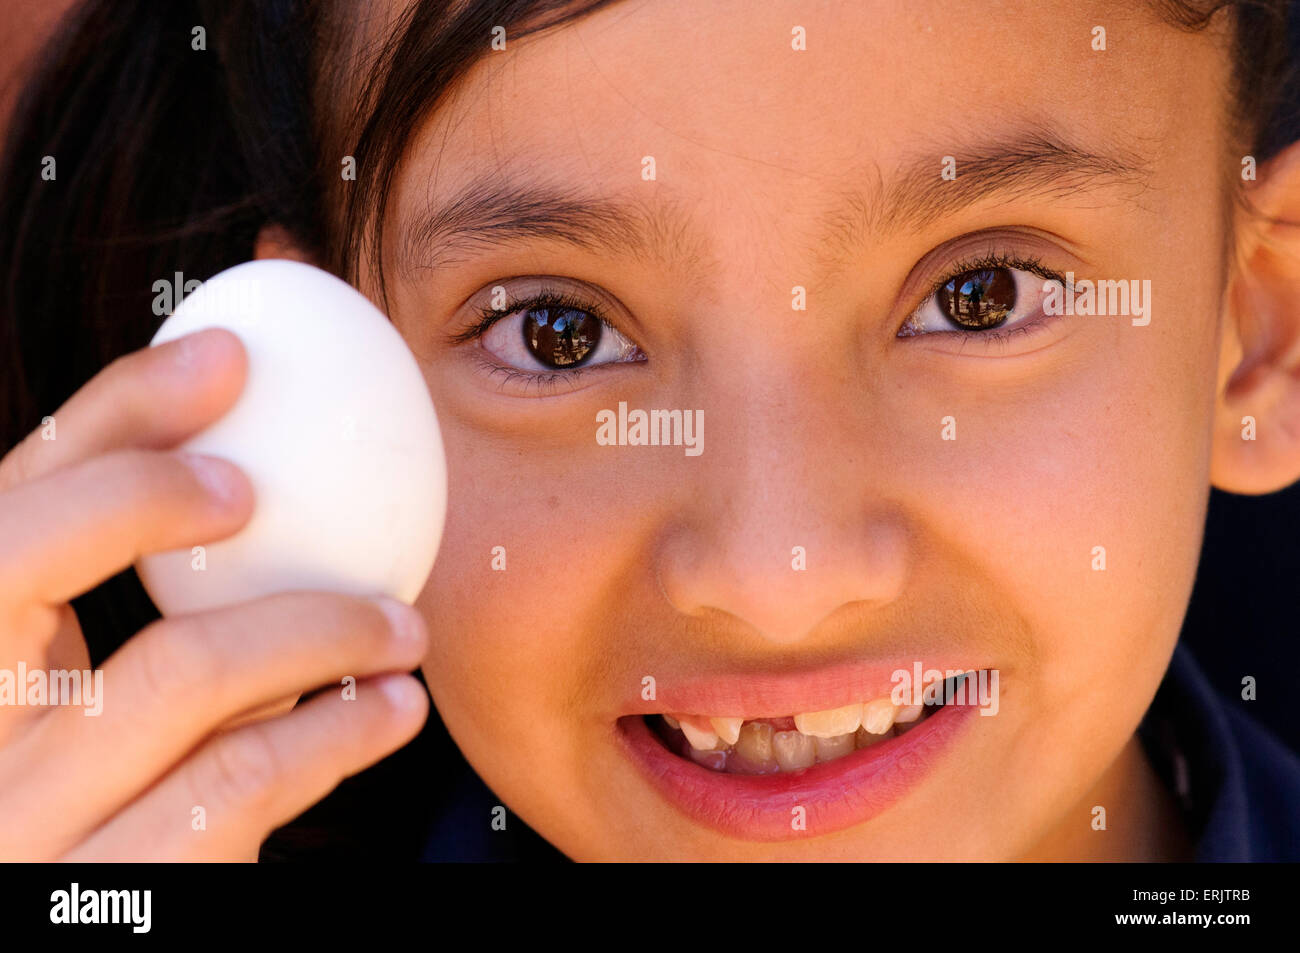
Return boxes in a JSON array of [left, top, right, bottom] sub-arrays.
[[1210, 140, 1300, 495], [253, 223, 318, 264]]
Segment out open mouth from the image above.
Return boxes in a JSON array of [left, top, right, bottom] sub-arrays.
[[616, 669, 990, 841], [646, 670, 973, 774]]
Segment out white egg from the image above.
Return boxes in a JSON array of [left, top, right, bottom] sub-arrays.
[[135, 259, 447, 614]]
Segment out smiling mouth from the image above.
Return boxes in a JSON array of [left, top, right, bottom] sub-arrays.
[[617, 666, 990, 840], [644, 670, 981, 775]]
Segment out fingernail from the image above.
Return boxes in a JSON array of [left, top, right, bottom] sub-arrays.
[[371, 596, 426, 645], [171, 330, 200, 369], [169, 327, 238, 370], [179, 452, 243, 504], [379, 675, 426, 710], [170, 328, 210, 367]]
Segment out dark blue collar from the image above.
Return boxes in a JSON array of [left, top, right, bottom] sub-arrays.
[[1138, 643, 1300, 861]]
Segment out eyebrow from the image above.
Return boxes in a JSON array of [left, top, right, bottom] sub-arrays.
[[395, 176, 717, 283], [395, 128, 1153, 280], [821, 128, 1154, 258]]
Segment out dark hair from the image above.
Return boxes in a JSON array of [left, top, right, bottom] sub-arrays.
[[0, 0, 617, 861], [0, 0, 1293, 859]]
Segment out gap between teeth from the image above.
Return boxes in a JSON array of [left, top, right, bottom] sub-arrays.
[[660, 671, 981, 770], [665, 695, 931, 758]]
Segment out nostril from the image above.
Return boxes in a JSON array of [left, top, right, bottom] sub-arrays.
[[655, 518, 911, 646]]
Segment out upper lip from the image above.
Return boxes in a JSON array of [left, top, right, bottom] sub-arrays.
[[621, 657, 993, 719]]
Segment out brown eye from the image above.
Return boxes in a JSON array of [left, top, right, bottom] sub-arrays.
[[523, 307, 603, 368], [937, 268, 1016, 330]]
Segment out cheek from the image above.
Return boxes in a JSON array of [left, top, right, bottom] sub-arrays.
[[413, 413, 659, 777], [896, 302, 1217, 787]]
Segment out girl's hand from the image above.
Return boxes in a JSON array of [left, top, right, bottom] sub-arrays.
[[0, 328, 431, 860]]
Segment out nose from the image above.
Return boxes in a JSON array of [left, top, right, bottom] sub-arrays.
[[656, 382, 910, 647]]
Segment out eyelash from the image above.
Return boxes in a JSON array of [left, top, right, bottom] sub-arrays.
[[908, 251, 1071, 352], [454, 252, 1073, 380], [450, 286, 620, 394], [451, 287, 616, 346]]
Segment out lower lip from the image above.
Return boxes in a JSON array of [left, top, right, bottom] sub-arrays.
[[616, 704, 977, 841]]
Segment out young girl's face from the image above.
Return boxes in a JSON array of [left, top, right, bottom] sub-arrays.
[[361, 0, 1237, 859]]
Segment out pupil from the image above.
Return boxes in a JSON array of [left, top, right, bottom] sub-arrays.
[[523, 307, 602, 368], [937, 268, 1016, 329]]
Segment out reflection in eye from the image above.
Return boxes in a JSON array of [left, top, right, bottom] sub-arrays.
[[939, 268, 1016, 329], [474, 289, 644, 372], [524, 307, 602, 367], [899, 257, 1066, 338]]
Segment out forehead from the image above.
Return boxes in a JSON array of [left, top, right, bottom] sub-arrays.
[[383, 0, 1229, 281]]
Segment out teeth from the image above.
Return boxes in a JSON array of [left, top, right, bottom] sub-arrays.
[[657, 677, 966, 771], [814, 733, 856, 762], [894, 717, 923, 736], [793, 703, 863, 738], [894, 704, 924, 724], [734, 721, 774, 763], [771, 730, 817, 770], [861, 697, 898, 735], [687, 745, 729, 771], [731, 722, 778, 773], [679, 718, 720, 752], [855, 724, 891, 748], [710, 716, 744, 746]]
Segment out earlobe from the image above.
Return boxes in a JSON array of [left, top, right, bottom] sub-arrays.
[[1210, 141, 1300, 495], [253, 223, 318, 265]]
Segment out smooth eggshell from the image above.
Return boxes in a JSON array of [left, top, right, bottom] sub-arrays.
[[135, 259, 447, 614]]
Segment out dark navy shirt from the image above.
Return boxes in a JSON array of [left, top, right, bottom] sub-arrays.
[[1137, 643, 1300, 861], [418, 643, 1300, 861]]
